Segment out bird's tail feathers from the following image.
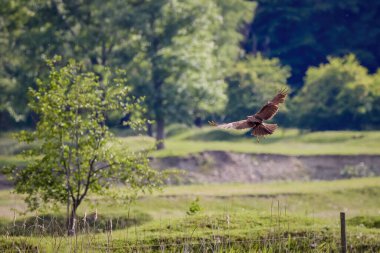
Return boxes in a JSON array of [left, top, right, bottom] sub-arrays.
[[252, 123, 278, 136], [263, 123, 278, 134]]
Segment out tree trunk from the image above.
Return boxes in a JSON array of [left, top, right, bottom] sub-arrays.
[[68, 201, 78, 236], [147, 121, 153, 137], [66, 192, 70, 235], [194, 116, 202, 128], [151, 32, 165, 150], [156, 117, 165, 150]]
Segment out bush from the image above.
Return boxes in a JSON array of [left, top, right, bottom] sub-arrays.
[[291, 54, 373, 130], [340, 163, 375, 178], [186, 197, 201, 216]]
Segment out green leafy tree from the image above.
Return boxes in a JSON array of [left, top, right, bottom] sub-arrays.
[[125, 0, 255, 148], [2, 58, 160, 235], [292, 54, 373, 130], [224, 54, 290, 122]]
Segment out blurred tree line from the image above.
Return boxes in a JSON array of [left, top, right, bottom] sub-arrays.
[[1, 0, 380, 145]]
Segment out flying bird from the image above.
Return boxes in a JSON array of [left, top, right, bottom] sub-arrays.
[[209, 89, 288, 139]]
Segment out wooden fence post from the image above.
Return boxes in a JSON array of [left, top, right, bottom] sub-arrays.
[[340, 212, 347, 253]]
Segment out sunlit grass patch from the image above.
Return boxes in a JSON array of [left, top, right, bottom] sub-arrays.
[[152, 127, 380, 157], [155, 177, 380, 197]]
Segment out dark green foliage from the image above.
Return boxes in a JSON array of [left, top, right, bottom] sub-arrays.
[[246, 0, 380, 88]]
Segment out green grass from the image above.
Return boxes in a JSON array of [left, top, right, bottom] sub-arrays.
[[154, 177, 380, 197], [1, 128, 380, 165], [3, 177, 380, 220], [119, 127, 380, 157], [1, 128, 380, 251], [131, 177, 380, 220], [1, 178, 380, 252], [153, 127, 380, 157]]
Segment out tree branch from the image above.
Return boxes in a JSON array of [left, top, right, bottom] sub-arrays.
[[78, 155, 97, 203]]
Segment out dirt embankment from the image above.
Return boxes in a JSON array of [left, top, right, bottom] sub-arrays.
[[151, 151, 380, 183], [2, 152, 379, 188]]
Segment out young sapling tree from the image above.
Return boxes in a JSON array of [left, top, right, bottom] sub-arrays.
[[3, 57, 160, 235]]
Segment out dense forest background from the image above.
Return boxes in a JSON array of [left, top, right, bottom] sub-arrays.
[[1, 0, 380, 134], [245, 0, 380, 88]]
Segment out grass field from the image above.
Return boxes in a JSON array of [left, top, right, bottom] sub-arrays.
[[1, 127, 380, 165], [1, 128, 380, 251], [123, 127, 380, 157], [1, 178, 380, 252]]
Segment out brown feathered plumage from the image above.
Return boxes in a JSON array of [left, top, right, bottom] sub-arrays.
[[209, 88, 288, 138]]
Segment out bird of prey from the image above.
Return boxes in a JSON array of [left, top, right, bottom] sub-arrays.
[[209, 89, 288, 139]]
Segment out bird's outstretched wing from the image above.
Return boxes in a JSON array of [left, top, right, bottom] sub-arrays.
[[254, 88, 288, 120], [208, 120, 251, 130]]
